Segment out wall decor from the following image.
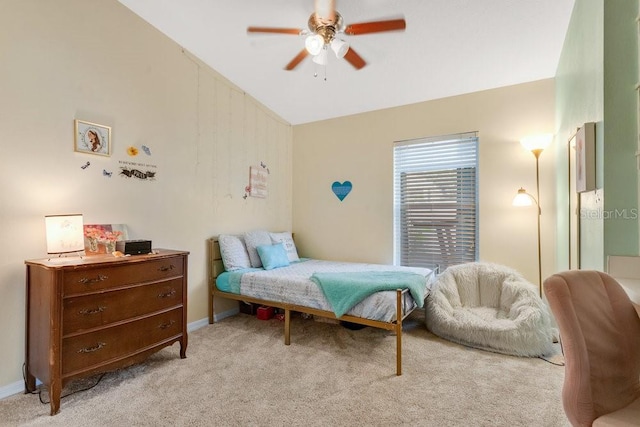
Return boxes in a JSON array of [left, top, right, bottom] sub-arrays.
[[80, 161, 90, 170], [332, 181, 352, 201], [575, 122, 595, 192], [119, 167, 156, 180], [249, 165, 268, 198], [260, 161, 270, 174], [74, 119, 111, 156], [118, 157, 158, 181]]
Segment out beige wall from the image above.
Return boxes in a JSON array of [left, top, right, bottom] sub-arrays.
[[0, 0, 292, 392], [293, 80, 557, 290]]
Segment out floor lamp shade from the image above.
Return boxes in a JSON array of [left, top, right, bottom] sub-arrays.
[[512, 188, 535, 207], [520, 134, 552, 152], [45, 214, 84, 254]]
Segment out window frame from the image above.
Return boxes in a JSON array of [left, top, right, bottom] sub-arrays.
[[393, 132, 479, 271]]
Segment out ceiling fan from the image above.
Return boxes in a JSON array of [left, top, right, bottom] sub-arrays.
[[247, 0, 406, 71]]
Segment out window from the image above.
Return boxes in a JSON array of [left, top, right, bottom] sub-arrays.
[[393, 132, 478, 271]]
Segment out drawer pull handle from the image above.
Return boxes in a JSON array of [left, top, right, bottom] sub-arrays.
[[78, 342, 106, 354], [158, 264, 175, 272], [158, 289, 176, 299], [159, 320, 175, 330], [79, 306, 106, 315], [78, 274, 108, 285]]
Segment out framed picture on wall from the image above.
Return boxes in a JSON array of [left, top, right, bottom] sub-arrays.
[[575, 122, 595, 193], [249, 165, 268, 198], [74, 119, 111, 156]]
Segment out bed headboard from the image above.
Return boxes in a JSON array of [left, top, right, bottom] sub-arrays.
[[207, 233, 296, 284], [207, 237, 225, 282]]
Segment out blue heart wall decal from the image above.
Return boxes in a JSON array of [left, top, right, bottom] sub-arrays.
[[332, 181, 352, 201]]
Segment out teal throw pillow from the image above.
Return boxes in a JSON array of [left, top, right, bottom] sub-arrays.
[[256, 243, 290, 270]]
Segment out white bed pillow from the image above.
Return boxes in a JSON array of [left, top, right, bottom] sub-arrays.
[[218, 234, 251, 271], [243, 230, 272, 268], [269, 231, 300, 262]]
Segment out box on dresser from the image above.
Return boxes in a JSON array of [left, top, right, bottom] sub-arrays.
[[24, 249, 189, 415], [115, 239, 152, 255]]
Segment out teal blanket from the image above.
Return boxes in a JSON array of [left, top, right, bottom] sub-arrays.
[[310, 271, 427, 318]]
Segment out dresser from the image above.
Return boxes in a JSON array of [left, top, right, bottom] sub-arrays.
[[24, 249, 189, 415]]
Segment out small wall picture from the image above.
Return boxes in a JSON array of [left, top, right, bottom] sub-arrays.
[[74, 119, 111, 156], [249, 165, 268, 198]]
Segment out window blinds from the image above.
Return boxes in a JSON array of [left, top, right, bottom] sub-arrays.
[[393, 132, 478, 271]]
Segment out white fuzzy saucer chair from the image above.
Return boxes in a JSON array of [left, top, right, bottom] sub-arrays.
[[425, 262, 554, 357]]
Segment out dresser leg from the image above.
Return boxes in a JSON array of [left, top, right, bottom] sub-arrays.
[[49, 381, 61, 415], [180, 336, 187, 359]]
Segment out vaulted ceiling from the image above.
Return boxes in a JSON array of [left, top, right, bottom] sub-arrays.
[[118, 0, 575, 125]]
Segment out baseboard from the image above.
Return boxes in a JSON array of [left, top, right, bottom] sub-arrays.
[[213, 307, 239, 322], [0, 313, 239, 401], [187, 317, 209, 332], [0, 380, 26, 401]]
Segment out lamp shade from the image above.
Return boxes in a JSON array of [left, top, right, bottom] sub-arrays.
[[512, 188, 535, 207], [330, 38, 349, 58], [45, 214, 84, 254], [312, 48, 328, 65], [520, 134, 553, 152], [305, 34, 324, 55]]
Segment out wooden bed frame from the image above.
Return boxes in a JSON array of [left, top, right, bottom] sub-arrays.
[[207, 237, 422, 376]]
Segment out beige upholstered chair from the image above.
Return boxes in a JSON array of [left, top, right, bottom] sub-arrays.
[[544, 270, 640, 426]]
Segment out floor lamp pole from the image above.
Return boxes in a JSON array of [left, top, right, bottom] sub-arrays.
[[533, 149, 543, 297]]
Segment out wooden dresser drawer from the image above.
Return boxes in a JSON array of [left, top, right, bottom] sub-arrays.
[[63, 257, 184, 296], [62, 307, 182, 376], [63, 278, 184, 335]]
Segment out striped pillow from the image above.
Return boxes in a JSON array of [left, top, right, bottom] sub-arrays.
[[243, 230, 272, 268], [218, 234, 251, 271]]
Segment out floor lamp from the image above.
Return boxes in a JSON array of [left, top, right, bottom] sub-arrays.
[[513, 134, 553, 297]]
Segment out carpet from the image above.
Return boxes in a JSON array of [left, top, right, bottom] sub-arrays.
[[0, 312, 569, 426]]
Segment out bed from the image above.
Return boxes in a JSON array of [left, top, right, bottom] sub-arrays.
[[207, 233, 434, 375]]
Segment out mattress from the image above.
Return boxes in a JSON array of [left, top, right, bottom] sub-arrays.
[[216, 259, 434, 322]]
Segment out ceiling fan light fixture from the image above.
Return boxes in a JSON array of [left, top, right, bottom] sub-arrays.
[[305, 34, 324, 55], [248, 7, 403, 72], [330, 38, 349, 58], [312, 48, 328, 65]]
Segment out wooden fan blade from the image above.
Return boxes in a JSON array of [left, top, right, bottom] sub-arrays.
[[344, 18, 406, 35], [247, 26, 302, 35], [285, 49, 309, 70], [344, 47, 366, 70]]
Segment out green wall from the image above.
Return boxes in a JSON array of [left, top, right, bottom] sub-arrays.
[[555, 0, 638, 271], [555, 0, 604, 270], [602, 0, 639, 259]]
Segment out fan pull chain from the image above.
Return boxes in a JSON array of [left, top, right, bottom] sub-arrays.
[[313, 64, 328, 81]]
